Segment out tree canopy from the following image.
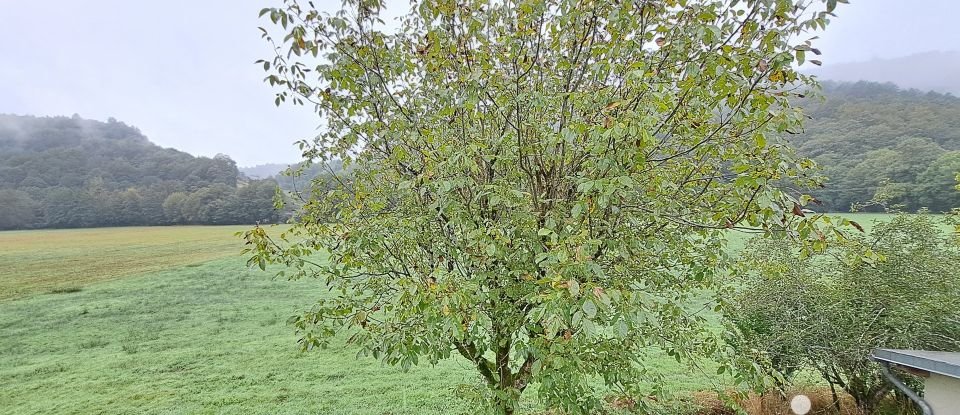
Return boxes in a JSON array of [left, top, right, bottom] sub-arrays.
[[246, 0, 843, 413]]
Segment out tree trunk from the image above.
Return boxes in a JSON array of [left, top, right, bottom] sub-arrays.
[[861, 385, 890, 415], [495, 395, 515, 415], [493, 326, 517, 415], [828, 381, 842, 413], [852, 393, 883, 415]]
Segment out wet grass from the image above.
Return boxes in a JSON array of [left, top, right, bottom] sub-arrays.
[[0, 226, 255, 300], [0, 250, 477, 414], [0, 214, 920, 414]]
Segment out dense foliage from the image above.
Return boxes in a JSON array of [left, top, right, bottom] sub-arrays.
[[246, 0, 842, 413], [730, 215, 960, 414], [0, 114, 283, 229], [793, 81, 960, 212], [270, 82, 960, 214]]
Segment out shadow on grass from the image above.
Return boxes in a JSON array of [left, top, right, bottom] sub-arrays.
[[47, 286, 82, 294]]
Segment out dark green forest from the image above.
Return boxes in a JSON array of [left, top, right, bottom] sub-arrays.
[[0, 114, 283, 230], [794, 81, 960, 212], [1, 81, 959, 230]]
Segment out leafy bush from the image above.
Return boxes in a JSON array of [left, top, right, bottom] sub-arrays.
[[729, 215, 960, 414]]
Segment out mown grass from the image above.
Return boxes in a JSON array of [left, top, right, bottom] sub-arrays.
[[0, 224, 733, 414], [0, 241, 477, 414], [0, 226, 253, 300], [0, 214, 925, 414]]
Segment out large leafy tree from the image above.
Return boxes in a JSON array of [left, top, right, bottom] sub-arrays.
[[248, 0, 840, 413]]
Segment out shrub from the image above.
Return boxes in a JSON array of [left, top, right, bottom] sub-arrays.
[[729, 215, 960, 414]]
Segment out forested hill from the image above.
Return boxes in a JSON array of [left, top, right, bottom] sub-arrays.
[[792, 81, 960, 212], [2, 82, 959, 230], [0, 114, 283, 230]]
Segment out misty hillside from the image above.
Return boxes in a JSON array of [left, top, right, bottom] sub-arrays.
[[0, 114, 284, 230], [806, 51, 960, 96], [240, 163, 291, 179], [792, 81, 960, 212], [0, 114, 238, 191], [239, 160, 348, 194]]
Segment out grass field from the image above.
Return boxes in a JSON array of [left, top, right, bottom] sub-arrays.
[[0, 226, 254, 300], [0, 214, 929, 414], [1, 225, 481, 415]]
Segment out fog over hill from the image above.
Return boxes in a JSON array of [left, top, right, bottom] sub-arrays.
[[239, 163, 291, 179], [805, 51, 960, 96], [0, 114, 286, 230]]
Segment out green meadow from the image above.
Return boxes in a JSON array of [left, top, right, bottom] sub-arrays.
[[1, 226, 477, 414], [0, 214, 918, 414]]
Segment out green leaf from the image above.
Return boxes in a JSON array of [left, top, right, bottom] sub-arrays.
[[582, 299, 597, 319], [568, 278, 580, 297], [582, 319, 596, 337]]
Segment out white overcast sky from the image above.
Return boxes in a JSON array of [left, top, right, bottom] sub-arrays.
[[1, 0, 958, 166]]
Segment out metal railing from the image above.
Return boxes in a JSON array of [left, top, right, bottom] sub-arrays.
[[876, 360, 934, 415]]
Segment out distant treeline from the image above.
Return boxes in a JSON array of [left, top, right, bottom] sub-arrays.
[[793, 81, 960, 212], [0, 114, 285, 230]]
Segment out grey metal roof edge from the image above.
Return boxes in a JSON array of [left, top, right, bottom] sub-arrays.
[[872, 349, 960, 380]]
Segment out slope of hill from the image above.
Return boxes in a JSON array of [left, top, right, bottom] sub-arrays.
[[237, 159, 347, 194], [791, 81, 960, 212], [805, 51, 960, 96], [0, 114, 283, 230], [240, 163, 291, 179]]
